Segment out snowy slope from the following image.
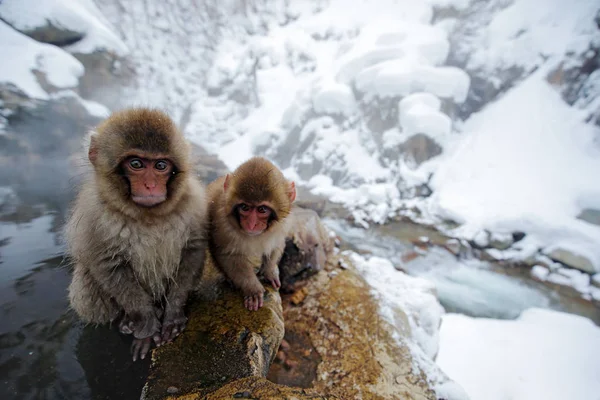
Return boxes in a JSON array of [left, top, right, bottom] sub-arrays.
[[428, 69, 600, 271], [437, 309, 600, 400], [0, 20, 84, 99], [0, 0, 127, 54]]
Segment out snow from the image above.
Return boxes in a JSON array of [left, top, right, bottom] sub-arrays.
[[467, 0, 599, 72], [0, 0, 127, 54], [312, 81, 356, 116], [354, 61, 470, 102], [0, 20, 84, 99], [348, 252, 444, 359], [346, 250, 470, 400], [437, 309, 600, 400], [429, 69, 600, 272], [400, 94, 452, 138]]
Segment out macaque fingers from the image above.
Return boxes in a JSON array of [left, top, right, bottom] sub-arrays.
[[244, 292, 264, 311], [131, 337, 153, 362], [160, 314, 188, 344]]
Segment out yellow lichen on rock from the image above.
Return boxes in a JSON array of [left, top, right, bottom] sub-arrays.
[[271, 253, 436, 400], [141, 257, 285, 400]]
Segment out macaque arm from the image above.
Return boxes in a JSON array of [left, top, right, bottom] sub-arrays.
[[87, 257, 160, 340], [160, 236, 207, 344], [218, 253, 265, 311], [263, 245, 283, 289]]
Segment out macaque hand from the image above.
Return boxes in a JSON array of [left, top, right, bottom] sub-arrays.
[[242, 280, 265, 311], [124, 313, 161, 362], [263, 266, 281, 290], [159, 307, 188, 345], [131, 337, 154, 362]]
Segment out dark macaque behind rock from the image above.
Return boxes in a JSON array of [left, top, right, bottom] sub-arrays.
[[278, 207, 334, 292], [65, 108, 208, 361]]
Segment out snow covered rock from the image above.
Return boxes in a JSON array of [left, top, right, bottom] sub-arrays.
[[488, 232, 514, 251], [0, 0, 127, 54], [577, 208, 600, 226], [0, 21, 84, 100], [312, 82, 357, 116], [546, 248, 597, 274]]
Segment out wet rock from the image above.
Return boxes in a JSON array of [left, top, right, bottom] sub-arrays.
[[269, 253, 442, 399], [577, 208, 600, 227], [399, 133, 443, 167], [279, 207, 334, 291], [141, 258, 284, 400], [547, 248, 597, 274], [443, 238, 462, 256], [512, 231, 527, 242], [204, 376, 327, 399], [592, 274, 600, 289]]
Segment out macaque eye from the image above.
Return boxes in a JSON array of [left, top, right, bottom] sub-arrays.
[[155, 160, 169, 171], [257, 205, 269, 214], [129, 158, 144, 169], [239, 203, 250, 212]]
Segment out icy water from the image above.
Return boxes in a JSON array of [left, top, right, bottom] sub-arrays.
[[0, 103, 150, 399], [325, 219, 600, 325]]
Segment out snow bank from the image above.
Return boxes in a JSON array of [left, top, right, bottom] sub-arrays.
[[346, 250, 469, 400], [355, 61, 470, 102], [312, 82, 356, 116], [0, 0, 127, 54], [348, 252, 444, 358], [0, 21, 84, 99], [467, 0, 599, 72], [429, 69, 600, 272], [400, 93, 451, 137], [437, 309, 600, 400]]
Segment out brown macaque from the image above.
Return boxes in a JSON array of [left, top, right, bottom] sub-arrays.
[[65, 108, 207, 361], [207, 157, 296, 311]]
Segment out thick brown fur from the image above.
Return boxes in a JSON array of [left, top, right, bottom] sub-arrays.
[[207, 157, 295, 310], [65, 108, 207, 359]]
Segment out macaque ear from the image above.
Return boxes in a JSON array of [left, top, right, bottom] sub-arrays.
[[224, 174, 231, 192], [88, 135, 98, 166], [288, 181, 296, 203]]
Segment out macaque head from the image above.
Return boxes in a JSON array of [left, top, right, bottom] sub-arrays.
[[224, 157, 296, 236], [88, 108, 191, 215]]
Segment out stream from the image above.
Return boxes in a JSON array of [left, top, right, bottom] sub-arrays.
[[325, 218, 600, 325]]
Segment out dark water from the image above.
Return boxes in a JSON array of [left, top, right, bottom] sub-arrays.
[[0, 98, 149, 400]]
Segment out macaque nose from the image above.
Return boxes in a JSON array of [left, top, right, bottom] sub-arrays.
[[248, 212, 258, 230], [145, 179, 157, 190]]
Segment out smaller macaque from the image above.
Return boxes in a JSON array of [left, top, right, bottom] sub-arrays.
[[207, 157, 296, 311]]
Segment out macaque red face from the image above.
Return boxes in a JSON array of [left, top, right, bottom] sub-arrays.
[[236, 203, 273, 236], [123, 156, 174, 207]]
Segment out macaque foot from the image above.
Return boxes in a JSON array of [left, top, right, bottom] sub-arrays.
[[159, 312, 187, 345], [131, 337, 154, 362], [119, 317, 134, 335], [263, 270, 281, 290], [243, 292, 264, 311]]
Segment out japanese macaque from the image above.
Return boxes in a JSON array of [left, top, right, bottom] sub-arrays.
[[207, 157, 296, 311], [65, 108, 207, 361]]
